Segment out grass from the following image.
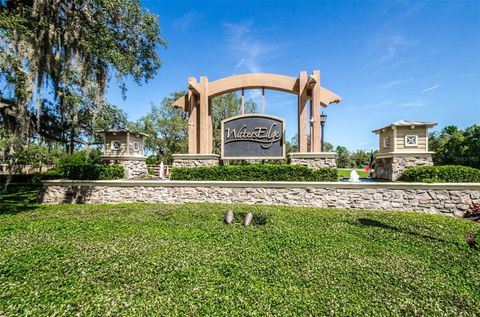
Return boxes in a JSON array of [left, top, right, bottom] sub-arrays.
[[0, 187, 479, 316], [337, 168, 371, 179], [0, 183, 42, 214]]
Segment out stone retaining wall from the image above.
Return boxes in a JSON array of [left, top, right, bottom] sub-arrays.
[[41, 180, 480, 217], [288, 152, 337, 169], [171, 154, 220, 168], [172, 159, 220, 167], [289, 157, 337, 169]]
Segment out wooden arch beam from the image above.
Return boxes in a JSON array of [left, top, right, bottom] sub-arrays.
[[172, 73, 341, 110], [208, 73, 299, 97]]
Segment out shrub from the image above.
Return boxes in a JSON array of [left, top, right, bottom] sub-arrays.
[[31, 168, 63, 184], [60, 164, 100, 180], [147, 167, 155, 175], [58, 151, 98, 180], [59, 150, 101, 165], [399, 165, 480, 183], [98, 165, 124, 180], [60, 164, 125, 180], [44, 168, 63, 177], [146, 156, 160, 165], [59, 152, 124, 180], [170, 164, 337, 182]]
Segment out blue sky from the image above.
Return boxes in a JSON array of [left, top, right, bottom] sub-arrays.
[[107, 0, 480, 151]]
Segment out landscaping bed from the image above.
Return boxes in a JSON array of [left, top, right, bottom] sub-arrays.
[[170, 164, 337, 181], [0, 200, 479, 316]]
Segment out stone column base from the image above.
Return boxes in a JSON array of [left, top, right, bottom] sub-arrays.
[[373, 153, 433, 181], [288, 152, 337, 169], [100, 156, 148, 179], [121, 159, 148, 179], [172, 154, 220, 168]]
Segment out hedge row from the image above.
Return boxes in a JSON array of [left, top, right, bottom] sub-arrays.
[[170, 164, 338, 182], [399, 165, 480, 183], [0, 173, 63, 185], [60, 164, 124, 180], [0, 165, 124, 183]]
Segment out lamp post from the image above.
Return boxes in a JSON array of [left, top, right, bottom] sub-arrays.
[[320, 114, 327, 152]]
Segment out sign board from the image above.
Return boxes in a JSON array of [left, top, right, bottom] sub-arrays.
[[221, 114, 285, 159]]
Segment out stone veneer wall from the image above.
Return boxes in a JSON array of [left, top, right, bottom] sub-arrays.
[[374, 155, 433, 181], [41, 181, 479, 217], [172, 159, 220, 168], [121, 160, 148, 179], [290, 157, 337, 169]]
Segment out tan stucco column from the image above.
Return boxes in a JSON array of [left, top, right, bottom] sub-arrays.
[[187, 86, 198, 154], [207, 98, 213, 153], [199, 76, 209, 154], [310, 70, 321, 152], [298, 71, 308, 152]]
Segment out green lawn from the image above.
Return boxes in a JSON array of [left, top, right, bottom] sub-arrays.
[[0, 184, 42, 214], [337, 168, 370, 179], [0, 194, 479, 316]]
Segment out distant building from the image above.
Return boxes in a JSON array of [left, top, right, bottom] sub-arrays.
[[96, 128, 148, 179], [372, 120, 437, 181]]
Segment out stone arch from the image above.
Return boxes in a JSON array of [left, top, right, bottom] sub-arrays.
[[172, 71, 341, 154]]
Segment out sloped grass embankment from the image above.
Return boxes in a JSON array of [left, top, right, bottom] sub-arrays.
[[0, 201, 479, 316]]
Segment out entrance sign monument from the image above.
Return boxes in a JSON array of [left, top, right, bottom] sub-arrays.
[[43, 70, 478, 217], [171, 70, 342, 168], [221, 114, 285, 160]]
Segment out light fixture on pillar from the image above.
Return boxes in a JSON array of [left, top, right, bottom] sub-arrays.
[[320, 114, 327, 152]]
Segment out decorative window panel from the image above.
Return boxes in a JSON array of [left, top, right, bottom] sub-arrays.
[[383, 137, 390, 148], [132, 142, 140, 152], [404, 135, 418, 147], [111, 140, 121, 150]]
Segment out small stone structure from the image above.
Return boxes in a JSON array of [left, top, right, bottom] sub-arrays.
[[372, 120, 436, 181], [289, 152, 337, 169], [97, 128, 148, 179], [172, 154, 220, 167], [41, 180, 480, 217]]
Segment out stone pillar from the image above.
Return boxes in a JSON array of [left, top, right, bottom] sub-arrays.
[[310, 70, 321, 152], [289, 152, 337, 169], [298, 71, 308, 152], [172, 154, 220, 168], [121, 159, 148, 179], [373, 153, 433, 181]]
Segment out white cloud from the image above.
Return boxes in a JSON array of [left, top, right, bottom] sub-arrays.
[[421, 85, 439, 93], [364, 100, 394, 109], [173, 12, 199, 31], [364, 99, 427, 109], [246, 89, 262, 99], [397, 100, 427, 108], [223, 20, 276, 74], [377, 78, 413, 88], [375, 35, 413, 65]]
